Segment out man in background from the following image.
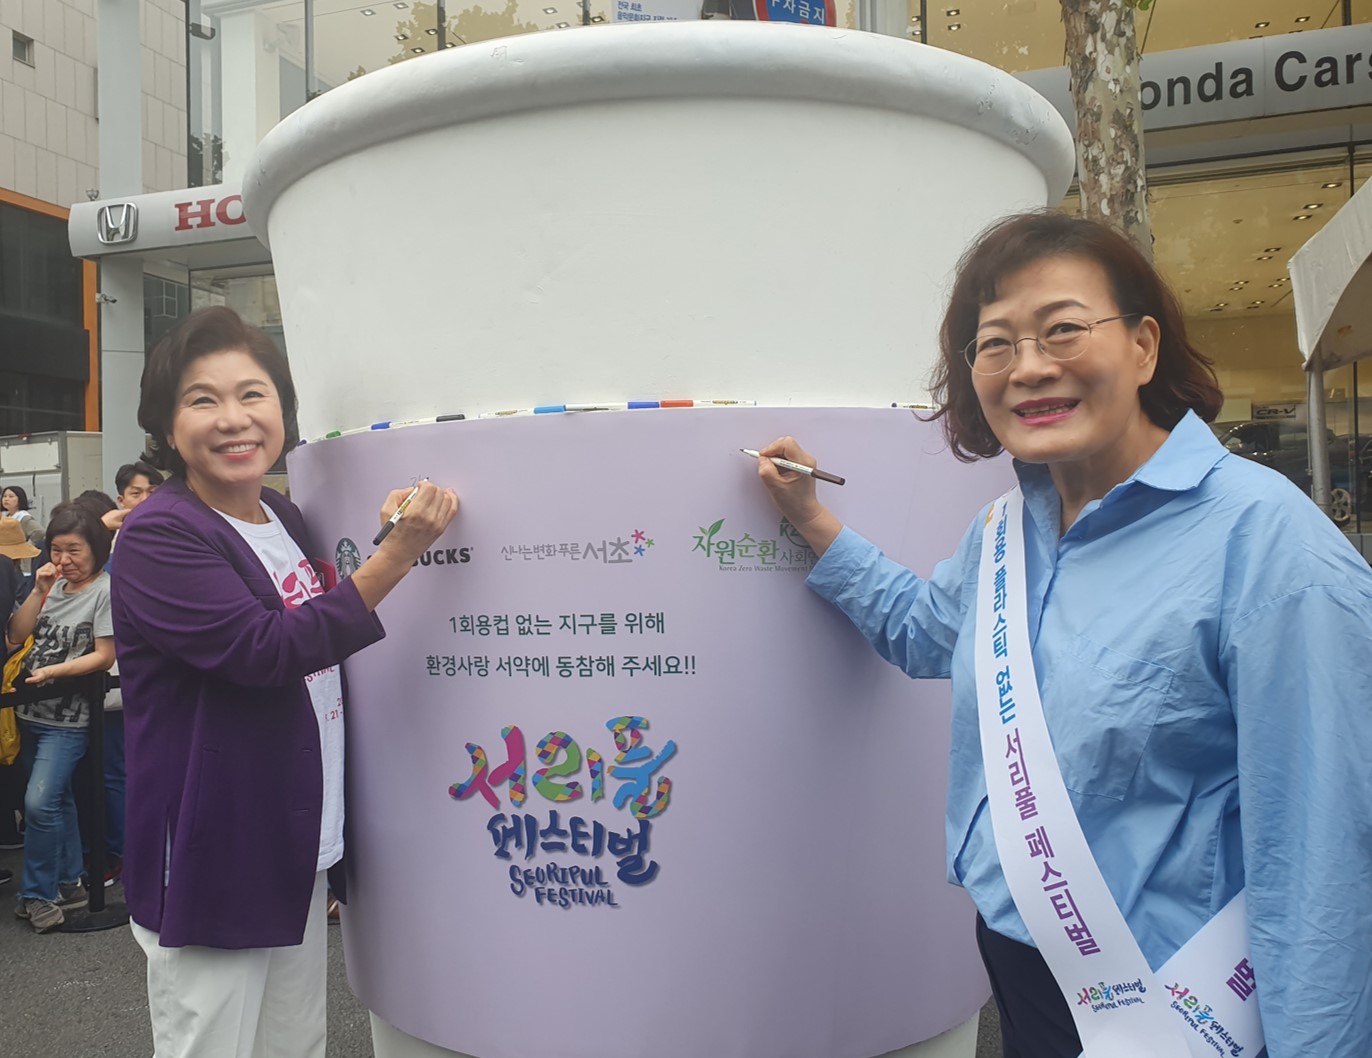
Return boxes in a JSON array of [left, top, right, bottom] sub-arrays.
[[79, 461, 162, 886], [104, 461, 164, 535]]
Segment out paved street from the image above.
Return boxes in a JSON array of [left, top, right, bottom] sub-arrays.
[[0, 847, 1001, 1058]]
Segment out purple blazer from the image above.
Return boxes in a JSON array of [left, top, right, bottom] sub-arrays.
[[110, 477, 383, 948]]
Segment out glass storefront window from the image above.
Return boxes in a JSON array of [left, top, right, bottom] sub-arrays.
[[1319, 362, 1368, 531], [0, 372, 85, 436], [1140, 148, 1372, 535], [916, 2, 1064, 73], [187, 2, 616, 186], [0, 205, 84, 328], [920, 0, 1355, 75], [1148, 151, 1349, 421], [314, 0, 590, 89], [1139, 1, 1338, 52], [312, 2, 444, 95], [191, 268, 285, 333], [188, 1, 307, 186], [1295, 148, 1372, 535], [182, 3, 1372, 183], [145, 273, 192, 351]]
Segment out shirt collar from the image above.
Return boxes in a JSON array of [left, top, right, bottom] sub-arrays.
[[1130, 409, 1228, 493], [1012, 409, 1227, 504]]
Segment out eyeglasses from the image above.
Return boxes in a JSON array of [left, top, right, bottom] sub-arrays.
[[963, 313, 1143, 376]]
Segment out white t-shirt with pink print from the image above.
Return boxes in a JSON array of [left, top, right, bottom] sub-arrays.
[[219, 502, 344, 873]]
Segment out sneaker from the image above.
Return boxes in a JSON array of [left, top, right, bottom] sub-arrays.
[[15, 897, 64, 932], [103, 858, 122, 888], [57, 881, 88, 911], [0, 867, 11, 886]]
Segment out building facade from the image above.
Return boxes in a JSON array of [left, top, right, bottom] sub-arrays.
[[0, 0, 186, 434], [13, 0, 1372, 530]]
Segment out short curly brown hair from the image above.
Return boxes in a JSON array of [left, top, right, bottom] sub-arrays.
[[45, 502, 113, 571], [138, 306, 299, 475], [929, 210, 1223, 461]]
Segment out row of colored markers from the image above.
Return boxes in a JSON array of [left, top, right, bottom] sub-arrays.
[[309, 399, 936, 442], [482, 398, 758, 416], [316, 399, 756, 439]]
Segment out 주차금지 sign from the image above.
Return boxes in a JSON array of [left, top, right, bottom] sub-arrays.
[[752, 0, 835, 27]]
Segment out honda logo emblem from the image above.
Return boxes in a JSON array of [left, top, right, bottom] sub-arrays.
[[96, 202, 139, 245]]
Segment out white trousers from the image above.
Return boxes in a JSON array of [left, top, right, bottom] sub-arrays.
[[131, 871, 329, 1058]]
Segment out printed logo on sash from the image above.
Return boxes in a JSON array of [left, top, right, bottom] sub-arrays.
[[974, 488, 1263, 1058]]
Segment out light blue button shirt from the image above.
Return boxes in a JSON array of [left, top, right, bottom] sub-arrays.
[[808, 410, 1372, 1057]]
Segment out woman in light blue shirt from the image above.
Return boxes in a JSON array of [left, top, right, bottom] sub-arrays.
[[754, 211, 1372, 1058]]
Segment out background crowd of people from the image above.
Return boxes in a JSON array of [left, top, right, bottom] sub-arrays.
[[0, 462, 164, 908]]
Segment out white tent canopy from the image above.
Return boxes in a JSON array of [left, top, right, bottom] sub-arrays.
[[1292, 173, 1372, 373], [1287, 174, 1372, 515]]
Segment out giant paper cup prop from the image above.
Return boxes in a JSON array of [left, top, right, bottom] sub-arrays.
[[245, 22, 1074, 1058]]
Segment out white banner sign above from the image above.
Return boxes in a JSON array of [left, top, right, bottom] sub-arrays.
[[612, 0, 702, 22]]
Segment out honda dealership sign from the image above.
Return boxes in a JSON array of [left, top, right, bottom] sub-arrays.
[[69, 184, 254, 259], [1019, 24, 1372, 132]]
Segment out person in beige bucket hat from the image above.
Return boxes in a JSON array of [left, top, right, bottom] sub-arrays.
[[0, 519, 40, 563]]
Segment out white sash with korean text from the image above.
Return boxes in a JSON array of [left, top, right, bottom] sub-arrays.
[[975, 487, 1265, 1058]]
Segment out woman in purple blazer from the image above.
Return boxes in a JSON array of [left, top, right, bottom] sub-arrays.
[[110, 307, 457, 1058]]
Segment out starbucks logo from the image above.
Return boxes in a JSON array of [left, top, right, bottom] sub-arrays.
[[335, 538, 362, 579]]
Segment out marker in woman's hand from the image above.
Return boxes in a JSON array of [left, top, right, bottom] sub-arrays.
[[740, 448, 846, 486], [374, 480, 427, 546]]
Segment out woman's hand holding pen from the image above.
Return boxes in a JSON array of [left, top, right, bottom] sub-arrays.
[[754, 437, 843, 558], [350, 481, 459, 612], [376, 481, 458, 563]]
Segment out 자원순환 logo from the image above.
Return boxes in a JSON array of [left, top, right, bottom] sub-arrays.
[[691, 517, 817, 572]]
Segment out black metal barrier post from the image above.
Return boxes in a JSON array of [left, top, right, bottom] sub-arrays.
[[5, 672, 129, 932]]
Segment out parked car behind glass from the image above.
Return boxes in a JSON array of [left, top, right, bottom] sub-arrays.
[[1211, 420, 1370, 525]]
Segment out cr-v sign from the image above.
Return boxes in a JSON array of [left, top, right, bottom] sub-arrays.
[[173, 194, 247, 231]]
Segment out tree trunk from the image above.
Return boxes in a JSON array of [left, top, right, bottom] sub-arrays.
[[1060, 0, 1152, 259]]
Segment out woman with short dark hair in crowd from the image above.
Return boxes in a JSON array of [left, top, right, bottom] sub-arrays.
[[6, 503, 115, 932], [2, 484, 48, 587]]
